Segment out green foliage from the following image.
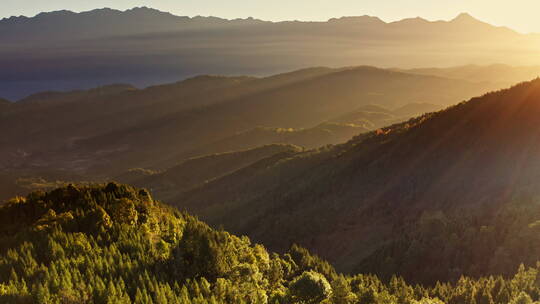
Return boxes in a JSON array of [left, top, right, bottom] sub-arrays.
[[1, 183, 540, 304], [358, 200, 540, 283], [288, 271, 332, 304]]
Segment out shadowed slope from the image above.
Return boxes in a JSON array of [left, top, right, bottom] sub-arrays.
[[176, 79, 540, 283], [397, 64, 540, 86], [116, 144, 302, 202]]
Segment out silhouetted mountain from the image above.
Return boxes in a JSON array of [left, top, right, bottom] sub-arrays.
[[0, 7, 265, 42], [16, 84, 136, 108], [0, 66, 496, 181], [2, 8, 539, 99], [175, 79, 540, 283]]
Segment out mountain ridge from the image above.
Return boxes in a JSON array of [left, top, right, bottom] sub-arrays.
[[0, 8, 519, 32], [2, 8, 538, 100], [0, 66, 495, 179]]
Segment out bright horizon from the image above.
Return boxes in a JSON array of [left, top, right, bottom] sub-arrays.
[[3, 0, 540, 34]]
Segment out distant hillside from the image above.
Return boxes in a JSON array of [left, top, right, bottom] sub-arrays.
[[392, 102, 442, 117], [0, 7, 265, 42], [0, 95, 440, 203], [396, 64, 540, 86], [17, 84, 135, 104], [129, 104, 441, 204], [0, 66, 493, 181], [2, 7, 540, 99], [329, 103, 442, 129], [182, 124, 368, 159], [117, 144, 302, 202], [176, 79, 540, 283]]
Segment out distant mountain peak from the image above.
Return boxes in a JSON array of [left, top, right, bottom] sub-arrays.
[[125, 6, 173, 15], [328, 15, 384, 24], [451, 12, 480, 23], [34, 10, 75, 18], [391, 16, 430, 26]]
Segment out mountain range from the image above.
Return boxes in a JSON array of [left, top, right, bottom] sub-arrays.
[[0, 66, 492, 183], [2, 7, 540, 99]]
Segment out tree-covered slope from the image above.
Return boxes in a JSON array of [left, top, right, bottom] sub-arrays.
[[176, 79, 540, 283], [1, 183, 539, 304], [0, 183, 333, 303]]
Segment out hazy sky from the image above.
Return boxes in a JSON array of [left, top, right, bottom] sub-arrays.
[[3, 0, 540, 33]]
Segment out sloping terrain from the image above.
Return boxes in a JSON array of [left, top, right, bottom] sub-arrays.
[[116, 144, 302, 202], [1, 183, 537, 303], [176, 79, 540, 283], [120, 104, 443, 204], [183, 124, 369, 159], [397, 64, 540, 86], [0, 66, 493, 180]]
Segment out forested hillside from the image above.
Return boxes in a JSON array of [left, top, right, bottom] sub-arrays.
[[1, 183, 539, 304], [176, 79, 540, 284]]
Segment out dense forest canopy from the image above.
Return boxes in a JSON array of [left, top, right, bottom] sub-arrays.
[[1, 183, 540, 304]]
